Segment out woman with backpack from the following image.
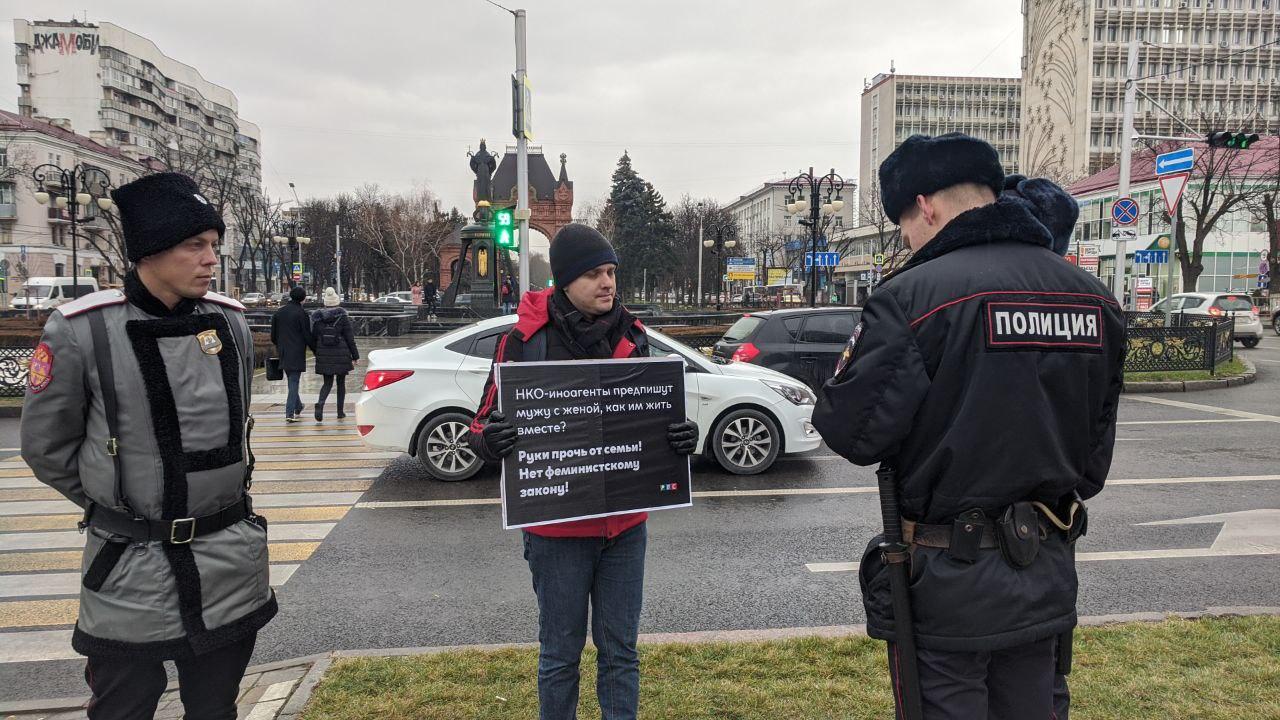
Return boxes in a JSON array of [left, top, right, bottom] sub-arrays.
[[310, 287, 359, 422]]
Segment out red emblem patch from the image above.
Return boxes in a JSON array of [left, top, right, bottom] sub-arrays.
[[28, 342, 54, 394]]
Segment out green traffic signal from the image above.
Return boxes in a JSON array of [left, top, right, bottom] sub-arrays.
[[1207, 131, 1259, 149], [492, 208, 516, 248]]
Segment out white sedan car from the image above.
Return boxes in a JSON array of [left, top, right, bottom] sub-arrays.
[[356, 316, 823, 480]]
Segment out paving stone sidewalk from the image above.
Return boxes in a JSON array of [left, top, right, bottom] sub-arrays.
[[0, 653, 327, 720]]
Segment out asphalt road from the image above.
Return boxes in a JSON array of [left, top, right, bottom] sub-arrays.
[[2, 336, 1278, 703]]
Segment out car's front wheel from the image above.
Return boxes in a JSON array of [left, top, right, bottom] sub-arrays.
[[1274, 317, 1280, 336], [415, 412, 483, 482], [709, 408, 781, 475], [1241, 337, 1260, 348]]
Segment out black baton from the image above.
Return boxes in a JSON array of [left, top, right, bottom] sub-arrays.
[[877, 465, 923, 720]]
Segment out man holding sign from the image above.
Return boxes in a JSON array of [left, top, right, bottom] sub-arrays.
[[469, 224, 698, 720]]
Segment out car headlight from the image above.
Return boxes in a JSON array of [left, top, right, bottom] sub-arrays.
[[763, 380, 815, 405]]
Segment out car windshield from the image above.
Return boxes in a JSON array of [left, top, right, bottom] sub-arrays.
[[23, 284, 53, 298], [646, 327, 716, 372], [722, 316, 764, 342], [1212, 296, 1254, 312]]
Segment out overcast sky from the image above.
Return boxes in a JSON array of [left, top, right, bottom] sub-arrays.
[[3, 1, 1023, 229]]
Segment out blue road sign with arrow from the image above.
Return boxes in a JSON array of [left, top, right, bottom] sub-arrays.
[[1134, 249, 1169, 264], [1155, 147, 1194, 175], [1112, 197, 1140, 226]]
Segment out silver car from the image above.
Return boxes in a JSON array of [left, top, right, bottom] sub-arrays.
[[1150, 292, 1264, 348]]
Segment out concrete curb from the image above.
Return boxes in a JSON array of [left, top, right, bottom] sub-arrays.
[[1122, 356, 1257, 393], [275, 606, 1280, 717]]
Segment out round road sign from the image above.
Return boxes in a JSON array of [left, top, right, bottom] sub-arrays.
[[1112, 197, 1140, 226]]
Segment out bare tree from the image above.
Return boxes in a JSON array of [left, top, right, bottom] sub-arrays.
[[857, 180, 911, 274], [354, 185, 459, 290], [1138, 141, 1266, 291], [1242, 138, 1280, 295]]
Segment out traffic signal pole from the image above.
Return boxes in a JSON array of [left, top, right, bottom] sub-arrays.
[[1112, 38, 1139, 310], [514, 9, 530, 295]]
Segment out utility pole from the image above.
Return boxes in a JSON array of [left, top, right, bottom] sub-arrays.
[[514, 9, 531, 295], [334, 224, 342, 299], [1112, 38, 1139, 309]]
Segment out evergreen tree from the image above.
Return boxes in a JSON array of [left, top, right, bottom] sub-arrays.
[[603, 152, 678, 300]]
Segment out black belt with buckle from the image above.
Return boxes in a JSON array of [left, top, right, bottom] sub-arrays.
[[80, 497, 253, 544]]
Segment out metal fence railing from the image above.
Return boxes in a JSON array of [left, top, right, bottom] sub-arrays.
[[0, 346, 33, 397], [1124, 317, 1234, 374]]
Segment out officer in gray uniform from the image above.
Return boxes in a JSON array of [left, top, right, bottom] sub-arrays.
[[21, 172, 274, 720]]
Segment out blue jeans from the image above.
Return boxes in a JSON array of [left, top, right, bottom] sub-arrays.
[[284, 370, 303, 418], [523, 523, 647, 720]]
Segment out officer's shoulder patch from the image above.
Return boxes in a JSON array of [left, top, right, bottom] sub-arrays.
[[201, 291, 245, 312], [833, 321, 865, 379], [28, 342, 53, 393], [985, 301, 1103, 352], [58, 290, 126, 318]]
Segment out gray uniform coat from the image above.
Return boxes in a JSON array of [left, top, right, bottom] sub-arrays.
[[20, 283, 276, 660]]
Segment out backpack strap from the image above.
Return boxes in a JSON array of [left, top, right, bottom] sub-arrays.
[[86, 312, 133, 515]]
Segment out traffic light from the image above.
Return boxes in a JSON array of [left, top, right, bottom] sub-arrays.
[[492, 207, 516, 249], [1207, 131, 1259, 149]]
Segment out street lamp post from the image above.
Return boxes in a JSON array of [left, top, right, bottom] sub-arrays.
[[271, 218, 311, 291], [696, 201, 705, 309], [31, 164, 113, 299], [702, 225, 737, 312], [786, 167, 845, 308]]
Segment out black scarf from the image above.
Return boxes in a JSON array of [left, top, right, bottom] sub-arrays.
[[124, 270, 197, 318], [549, 289, 634, 359]]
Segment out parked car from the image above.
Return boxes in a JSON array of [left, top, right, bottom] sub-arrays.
[[375, 292, 414, 305], [626, 303, 662, 317], [240, 292, 266, 307], [712, 307, 863, 392], [1149, 292, 1263, 348], [356, 316, 822, 481], [266, 292, 286, 306]]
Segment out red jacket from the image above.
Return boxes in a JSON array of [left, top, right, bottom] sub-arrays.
[[469, 288, 648, 538]]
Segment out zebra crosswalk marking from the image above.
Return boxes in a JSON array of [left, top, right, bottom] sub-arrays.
[[0, 415, 394, 665]]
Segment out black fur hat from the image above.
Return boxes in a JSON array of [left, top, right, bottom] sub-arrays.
[[111, 172, 226, 262], [878, 133, 1005, 224]]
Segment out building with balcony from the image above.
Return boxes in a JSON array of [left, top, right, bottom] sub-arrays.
[[859, 71, 1021, 216], [0, 110, 151, 302], [13, 19, 262, 191], [1020, 0, 1280, 182]]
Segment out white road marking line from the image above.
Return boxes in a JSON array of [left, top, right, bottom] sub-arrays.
[[1075, 547, 1278, 562], [246, 699, 287, 720], [1127, 395, 1280, 423], [354, 475, 1280, 510], [0, 477, 43, 489], [1253, 358, 1280, 364], [258, 680, 296, 702], [1117, 418, 1265, 425], [0, 492, 366, 516], [806, 562, 857, 573], [0, 629, 79, 664], [0, 564, 299, 598], [0, 523, 334, 550]]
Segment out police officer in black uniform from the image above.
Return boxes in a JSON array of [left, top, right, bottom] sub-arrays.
[[813, 133, 1126, 719]]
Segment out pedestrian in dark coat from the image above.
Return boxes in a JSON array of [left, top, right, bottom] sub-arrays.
[[310, 287, 358, 422], [270, 286, 313, 422]]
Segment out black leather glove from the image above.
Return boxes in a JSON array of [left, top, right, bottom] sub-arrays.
[[477, 411, 518, 460], [667, 420, 699, 455]]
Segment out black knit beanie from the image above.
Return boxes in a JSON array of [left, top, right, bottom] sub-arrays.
[[878, 133, 1005, 224], [549, 224, 619, 288], [110, 172, 226, 262], [289, 287, 306, 303]]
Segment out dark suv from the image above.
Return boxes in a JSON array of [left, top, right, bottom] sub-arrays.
[[712, 307, 862, 391]]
